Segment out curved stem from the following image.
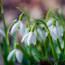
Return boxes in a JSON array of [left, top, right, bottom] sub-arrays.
[[0, 0, 7, 34], [0, 0, 10, 52], [63, 31, 65, 56], [57, 39, 63, 56]]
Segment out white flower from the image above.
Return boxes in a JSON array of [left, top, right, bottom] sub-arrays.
[[49, 25, 58, 40], [10, 21, 26, 37], [0, 29, 5, 37], [56, 22, 63, 37], [7, 49, 23, 63], [48, 22, 63, 40], [22, 32, 36, 45], [46, 18, 63, 40]]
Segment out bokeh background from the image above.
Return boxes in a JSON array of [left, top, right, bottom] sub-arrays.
[[0, 0, 65, 65], [0, 0, 65, 28]]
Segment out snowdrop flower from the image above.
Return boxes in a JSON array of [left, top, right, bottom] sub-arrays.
[[56, 22, 63, 37], [48, 22, 63, 40], [39, 18, 54, 28], [11, 21, 26, 37], [22, 32, 36, 46], [46, 18, 63, 40], [49, 25, 58, 40], [7, 49, 23, 63], [0, 29, 5, 37]]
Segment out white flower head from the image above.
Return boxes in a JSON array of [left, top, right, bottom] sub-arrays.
[[11, 21, 25, 37], [7, 49, 23, 63], [49, 25, 58, 40], [15, 49, 23, 63], [56, 22, 63, 37], [22, 32, 36, 46], [48, 22, 63, 40]]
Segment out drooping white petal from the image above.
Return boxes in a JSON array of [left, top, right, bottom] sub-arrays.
[[49, 25, 58, 40], [15, 49, 23, 63], [18, 22, 26, 37], [48, 21, 63, 40], [47, 19, 63, 40], [22, 32, 36, 45], [27, 32, 33, 45], [10, 22, 25, 37], [56, 22, 63, 37], [7, 49, 23, 63], [0, 29, 5, 37], [27, 32, 36, 45], [31, 33, 36, 45], [22, 32, 29, 43], [10, 22, 19, 34], [7, 49, 16, 61]]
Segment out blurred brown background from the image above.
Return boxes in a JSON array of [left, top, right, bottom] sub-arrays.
[[0, 0, 65, 28]]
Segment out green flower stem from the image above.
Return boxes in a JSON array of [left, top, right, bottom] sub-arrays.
[[48, 34, 58, 61], [19, 13, 24, 21], [35, 40, 45, 60], [63, 31, 65, 56], [57, 39, 63, 55], [17, 7, 30, 22], [0, 0, 10, 51], [38, 41, 45, 58], [30, 25, 35, 32], [3, 37, 14, 65], [0, 0, 7, 34], [0, 0, 13, 65], [44, 36, 49, 57], [36, 19, 58, 61]]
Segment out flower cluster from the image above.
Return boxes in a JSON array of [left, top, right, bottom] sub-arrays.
[[1, 6, 65, 65]]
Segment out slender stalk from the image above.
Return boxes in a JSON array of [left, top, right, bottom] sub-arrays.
[[0, 0, 14, 65], [0, 0, 10, 51], [57, 39, 63, 55], [19, 13, 24, 21], [44, 36, 49, 58], [39, 41, 45, 57], [48, 34, 58, 61], [0, 0, 7, 34], [63, 31, 65, 56]]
